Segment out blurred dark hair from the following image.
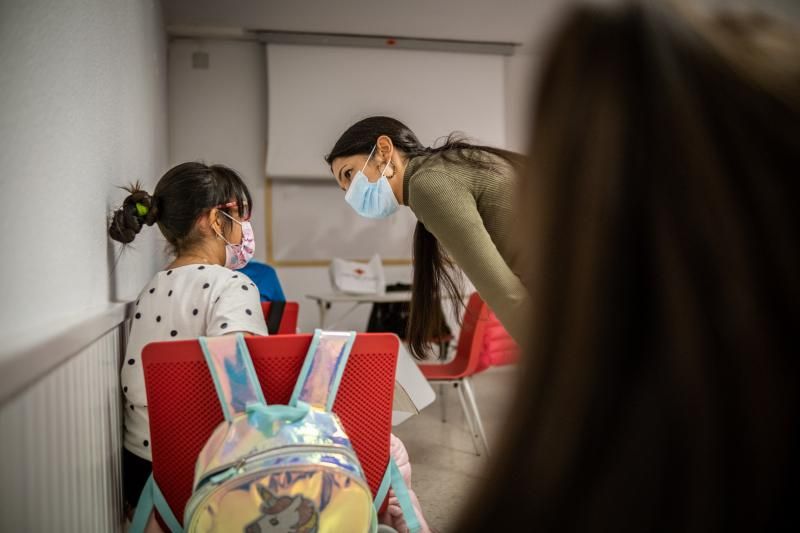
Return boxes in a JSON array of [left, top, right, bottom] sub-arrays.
[[109, 162, 252, 255], [326, 116, 522, 359], [458, 2, 799, 531]]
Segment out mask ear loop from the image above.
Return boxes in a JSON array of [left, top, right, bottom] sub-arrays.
[[215, 210, 243, 245], [360, 144, 378, 174], [360, 143, 393, 179]]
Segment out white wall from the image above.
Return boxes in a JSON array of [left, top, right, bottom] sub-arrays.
[[0, 0, 167, 528], [504, 53, 538, 154], [168, 39, 268, 261], [0, 0, 168, 358]]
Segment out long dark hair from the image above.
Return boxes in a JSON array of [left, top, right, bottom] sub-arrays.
[[109, 162, 252, 254], [325, 116, 520, 359], [457, 2, 800, 531]]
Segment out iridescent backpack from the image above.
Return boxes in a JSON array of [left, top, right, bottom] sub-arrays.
[[131, 330, 420, 532]]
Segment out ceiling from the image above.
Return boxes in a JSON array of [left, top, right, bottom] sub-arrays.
[[163, 0, 800, 54]]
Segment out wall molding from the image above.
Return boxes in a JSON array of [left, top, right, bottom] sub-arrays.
[[167, 27, 518, 56], [255, 30, 516, 56], [0, 302, 131, 405]]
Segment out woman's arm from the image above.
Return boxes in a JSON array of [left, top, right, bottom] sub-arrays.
[[409, 170, 530, 345]]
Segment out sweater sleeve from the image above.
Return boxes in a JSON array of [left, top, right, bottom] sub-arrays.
[[408, 170, 530, 345]]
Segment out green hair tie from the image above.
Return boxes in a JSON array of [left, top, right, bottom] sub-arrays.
[[135, 202, 149, 217]]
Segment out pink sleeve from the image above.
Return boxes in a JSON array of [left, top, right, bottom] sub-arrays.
[[390, 433, 412, 486], [381, 434, 431, 533]]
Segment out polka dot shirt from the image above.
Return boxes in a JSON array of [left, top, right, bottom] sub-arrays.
[[122, 264, 268, 460]]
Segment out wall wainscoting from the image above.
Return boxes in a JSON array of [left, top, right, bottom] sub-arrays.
[[0, 327, 125, 532]]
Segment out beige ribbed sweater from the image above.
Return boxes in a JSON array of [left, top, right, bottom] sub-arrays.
[[402, 152, 530, 345]]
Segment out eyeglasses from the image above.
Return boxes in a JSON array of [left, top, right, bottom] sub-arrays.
[[214, 200, 251, 221]]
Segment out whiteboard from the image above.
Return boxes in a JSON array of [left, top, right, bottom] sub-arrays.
[[270, 179, 418, 262], [265, 43, 506, 178]]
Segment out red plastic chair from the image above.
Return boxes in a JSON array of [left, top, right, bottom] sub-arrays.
[[260, 301, 299, 334], [142, 333, 398, 524], [478, 307, 520, 371], [418, 292, 519, 456]]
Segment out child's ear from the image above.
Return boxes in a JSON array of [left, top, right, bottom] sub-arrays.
[[192, 209, 213, 239], [203, 208, 220, 234]]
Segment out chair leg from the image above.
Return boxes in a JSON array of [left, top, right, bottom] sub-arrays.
[[462, 376, 490, 456], [461, 385, 483, 452], [438, 383, 447, 423], [455, 381, 482, 456]]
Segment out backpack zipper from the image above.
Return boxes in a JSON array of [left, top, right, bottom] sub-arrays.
[[198, 443, 362, 489]]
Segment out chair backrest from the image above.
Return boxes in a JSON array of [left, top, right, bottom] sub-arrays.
[[442, 292, 492, 377], [421, 293, 520, 379], [260, 301, 299, 334], [142, 333, 398, 521], [479, 307, 520, 370]]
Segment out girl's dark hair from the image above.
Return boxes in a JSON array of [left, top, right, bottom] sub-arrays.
[[325, 116, 521, 359], [109, 162, 252, 254], [458, 2, 799, 532]]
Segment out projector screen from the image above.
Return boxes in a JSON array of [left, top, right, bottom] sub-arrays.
[[265, 43, 507, 179]]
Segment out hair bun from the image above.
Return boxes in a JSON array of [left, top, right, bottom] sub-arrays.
[[127, 190, 159, 226], [108, 187, 158, 244]]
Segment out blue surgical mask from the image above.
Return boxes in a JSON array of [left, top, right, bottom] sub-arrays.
[[344, 145, 399, 219]]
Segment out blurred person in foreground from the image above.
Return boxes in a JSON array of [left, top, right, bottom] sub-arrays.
[[456, 2, 799, 531]]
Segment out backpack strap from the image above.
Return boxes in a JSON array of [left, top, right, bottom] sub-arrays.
[[265, 300, 286, 334], [289, 329, 356, 411], [130, 474, 183, 533], [373, 458, 421, 533], [199, 334, 267, 421], [388, 459, 421, 533]]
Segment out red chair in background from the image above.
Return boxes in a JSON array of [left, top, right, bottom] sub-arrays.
[[142, 333, 398, 524], [260, 301, 299, 334], [418, 292, 519, 456]]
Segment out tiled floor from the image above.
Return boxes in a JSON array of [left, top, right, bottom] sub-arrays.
[[392, 366, 518, 533]]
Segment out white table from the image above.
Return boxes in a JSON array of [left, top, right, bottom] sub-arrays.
[[306, 291, 412, 329], [305, 292, 436, 426]]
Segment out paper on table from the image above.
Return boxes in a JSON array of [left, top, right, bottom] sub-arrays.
[[392, 343, 436, 426], [393, 381, 418, 414]]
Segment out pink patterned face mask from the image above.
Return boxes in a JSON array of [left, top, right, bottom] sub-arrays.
[[216, 211, 255, 270]]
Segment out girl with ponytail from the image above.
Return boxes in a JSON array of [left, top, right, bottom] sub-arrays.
[[109, 162, 269, 518]]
